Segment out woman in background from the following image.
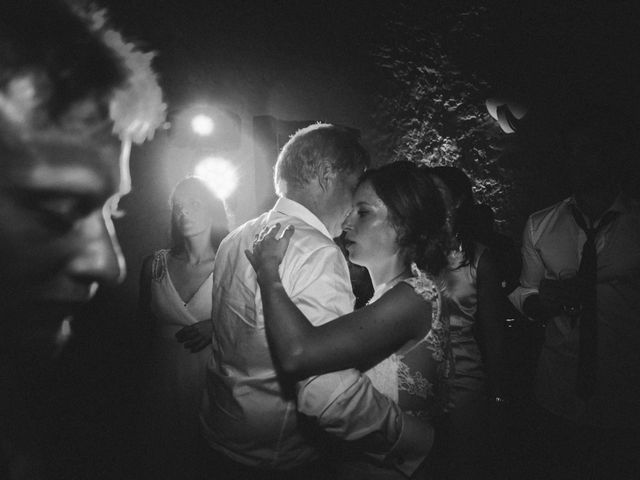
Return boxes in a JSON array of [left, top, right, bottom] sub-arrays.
[[138, 176, 228, 478], [428, 166, 506, 480]]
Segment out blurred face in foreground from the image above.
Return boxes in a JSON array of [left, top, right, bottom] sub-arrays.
[[0, 76, 130, 356]]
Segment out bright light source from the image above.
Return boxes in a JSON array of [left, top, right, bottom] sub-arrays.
[[194, 157, 238, 200], [191, 114, 215, 136]]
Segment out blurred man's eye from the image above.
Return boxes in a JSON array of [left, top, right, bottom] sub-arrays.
[[17, 192, 96, 232], [39, 198, 93, 229]]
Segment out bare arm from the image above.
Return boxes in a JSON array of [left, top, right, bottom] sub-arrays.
[[247, 224, 429, 379], [261, 271, 429, 379]]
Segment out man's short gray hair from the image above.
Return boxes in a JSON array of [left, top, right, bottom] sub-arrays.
[[274, 123, 370, 196]]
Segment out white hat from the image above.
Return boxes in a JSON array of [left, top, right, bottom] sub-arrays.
[[485, 97, 528, 134]]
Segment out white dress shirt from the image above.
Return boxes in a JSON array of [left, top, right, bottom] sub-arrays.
[[509, 195, 640, 427], [200, 197, 429, 475]]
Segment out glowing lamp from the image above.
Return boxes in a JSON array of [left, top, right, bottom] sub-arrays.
[[191, 114, 215, 136], [194, 156, 238, 200]]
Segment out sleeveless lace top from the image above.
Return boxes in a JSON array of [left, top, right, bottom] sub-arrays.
[[365, 263, 452, 417]]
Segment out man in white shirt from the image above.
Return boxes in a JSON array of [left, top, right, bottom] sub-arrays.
[[200, 124, 430, 479], [509, 105, 640, 479]]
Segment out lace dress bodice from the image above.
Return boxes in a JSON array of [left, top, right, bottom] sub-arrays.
[[365, 263, 451, 418]]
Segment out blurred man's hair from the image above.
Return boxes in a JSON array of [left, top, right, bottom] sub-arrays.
[[0, 0, 165, 146], [1, 1, 125, 128], [274, 123, 370, 196]]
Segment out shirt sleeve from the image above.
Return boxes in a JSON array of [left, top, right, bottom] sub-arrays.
[[297, 371, 433, 476], [288, 244, 431, 476], [509, 216, 545, 316]]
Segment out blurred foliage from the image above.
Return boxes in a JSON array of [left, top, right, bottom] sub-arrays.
[[369, 1, 569, 239]]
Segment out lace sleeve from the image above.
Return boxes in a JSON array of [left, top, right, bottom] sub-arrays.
[[151, 249, 169, 282], [400, 263, 454, 414], [402, 263, 452, 374], [403, 263, 440, 317]]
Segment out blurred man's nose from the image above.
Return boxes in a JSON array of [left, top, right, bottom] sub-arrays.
[[67, 211, 125, 287]]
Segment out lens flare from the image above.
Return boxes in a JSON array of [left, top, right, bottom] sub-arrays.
[[194, 156, 238, 200], [191, 114, 214, 136]]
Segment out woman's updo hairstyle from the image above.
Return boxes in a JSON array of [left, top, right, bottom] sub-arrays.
[[429, 166, 477, 264], [359, 161, 449, 276]]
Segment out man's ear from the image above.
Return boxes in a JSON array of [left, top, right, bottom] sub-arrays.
[[317, 164, 334, 193]]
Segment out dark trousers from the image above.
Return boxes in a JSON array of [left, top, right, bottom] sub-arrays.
[[194, 439, 335, 480], [530, 407, 640, 480]]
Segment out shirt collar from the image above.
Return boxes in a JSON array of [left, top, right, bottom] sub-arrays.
[[271, 196, 333, 240]]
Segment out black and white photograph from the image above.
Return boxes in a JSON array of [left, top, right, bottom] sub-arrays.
[[2, 1, 639, 478]]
